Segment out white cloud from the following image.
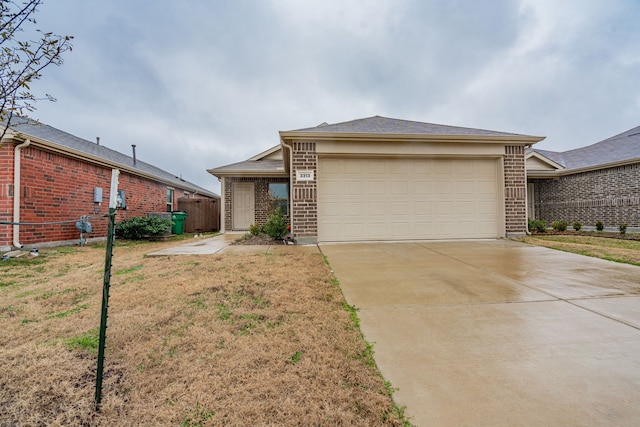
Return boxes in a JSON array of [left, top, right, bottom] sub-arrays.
[[21, 0, 640, 191]]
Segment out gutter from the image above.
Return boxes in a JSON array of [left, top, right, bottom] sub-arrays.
[[13, 139, 31, 248]]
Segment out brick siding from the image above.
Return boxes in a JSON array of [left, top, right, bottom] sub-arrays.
[[223, 177, 289, 230], [531, 163, 640, 227], [504, 145, 527, 235], [289, 142, 317, 240], [1, 144, 212, 248]]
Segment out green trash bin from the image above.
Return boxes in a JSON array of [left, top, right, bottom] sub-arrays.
[[171, 211, 188, 235]]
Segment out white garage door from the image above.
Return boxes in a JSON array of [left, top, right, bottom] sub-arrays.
[[317, 157, 500, 242]]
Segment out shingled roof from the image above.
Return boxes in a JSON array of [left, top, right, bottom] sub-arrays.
[[6, 117, 218, 197], [534, 125, 640, 170], [289, 115, 528, 137]]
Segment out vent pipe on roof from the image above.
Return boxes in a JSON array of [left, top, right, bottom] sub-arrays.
[[96, 137, 100, 145], [132, 144, 137, 166]]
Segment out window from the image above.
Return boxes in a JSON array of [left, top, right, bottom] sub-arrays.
[[268, 183, 288, 215], [166, 188, 174, 212]]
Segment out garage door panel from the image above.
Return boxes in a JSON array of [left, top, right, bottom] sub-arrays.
[[318, 158, 499, 241], [322, 201, 342, 217], [476, 181, 496, 194], [392, 201, 409, 215], [368, 201, 387, 216], [345, 202, 363, 216], [391, 181, 409, 194], [344, 181, 363, 195], [414, 181, 433, 194], [367, 181, 386, 195], [343, 159, 363, 174], [436, 181, 454, 195], [367, 160, 386, 174], [458, 201, 476, 215], [458, 181, 476, 194]]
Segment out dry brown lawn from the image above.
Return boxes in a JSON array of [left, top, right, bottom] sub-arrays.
[[0, 238, 407, 426], [518, 234, 640, 266]]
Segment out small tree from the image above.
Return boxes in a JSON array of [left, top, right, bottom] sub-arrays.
[[0, 0, 73, 140]]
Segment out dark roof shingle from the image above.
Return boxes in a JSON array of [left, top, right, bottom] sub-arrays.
[[7, 117, 218, 197], [289, 115, 527, 137], [534, 125, 640, 170]]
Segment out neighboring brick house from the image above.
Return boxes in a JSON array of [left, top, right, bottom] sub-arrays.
[[1, 118, 219, 251], [526, 125, 640, 228], [209, 116, 543, 243]]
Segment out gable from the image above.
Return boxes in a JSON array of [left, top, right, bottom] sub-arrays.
[[526, 152, 563, 171]]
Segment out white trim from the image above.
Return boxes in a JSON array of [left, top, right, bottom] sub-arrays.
[[248, 145, 282, 161]]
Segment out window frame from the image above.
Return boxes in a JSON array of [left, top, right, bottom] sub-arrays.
[[166, 188, 174, 212], [268, 183, 289, 215]]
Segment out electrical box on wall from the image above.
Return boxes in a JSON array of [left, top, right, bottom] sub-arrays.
[[116, 189, 127, 209], [94, 187, 103, 203]]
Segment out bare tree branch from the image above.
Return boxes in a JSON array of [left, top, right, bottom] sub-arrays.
[[0, 0, 73, 140]]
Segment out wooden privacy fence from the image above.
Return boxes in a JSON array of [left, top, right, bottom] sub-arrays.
[[178, 198, 220, 233]]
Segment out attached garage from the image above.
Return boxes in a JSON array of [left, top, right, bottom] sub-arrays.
[[210, 116, 544, 244], [317, 157, 501, 242]]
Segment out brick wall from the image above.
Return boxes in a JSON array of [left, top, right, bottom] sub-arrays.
[[223, 177, 289, 230], [531, 163, 640, 227], [504, 145, 527, 235], [1, 144, 211, 248], [290, 142, 317, 241]]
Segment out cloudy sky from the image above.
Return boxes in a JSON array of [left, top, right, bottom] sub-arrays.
[[25, 0, 640, 193]]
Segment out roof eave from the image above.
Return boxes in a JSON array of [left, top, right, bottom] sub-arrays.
[[279, 131, 545, 145], [528, 157, 640, 178], [561, 158, 640, 176], [9, 131, 218, 197], [207, 168, 288, 179]]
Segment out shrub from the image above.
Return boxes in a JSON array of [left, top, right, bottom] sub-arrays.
[[595, 221, 604, 231], [262, 208, 288, 240], [619, 224, 627, 235], [572, 221, 582, 231], [530, 219, 547, 233], [248, 223, 262, 236], [551, 220, 568, 232], [115, 216, 173, 240]]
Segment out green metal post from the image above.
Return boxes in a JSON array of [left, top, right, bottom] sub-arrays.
[[95, 169, 120, 411], [95, 207, 116, 409]]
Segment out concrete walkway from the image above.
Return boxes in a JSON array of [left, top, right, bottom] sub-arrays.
[[320, 240, 640, 426], [147, 233, 319, 256]]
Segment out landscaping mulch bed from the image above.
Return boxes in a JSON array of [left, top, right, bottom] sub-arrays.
[[232, 232, 286, 245], [531, 230, 640, 241]]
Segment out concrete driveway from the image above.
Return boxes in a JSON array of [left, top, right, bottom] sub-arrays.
[[320, 240, 640, 426]]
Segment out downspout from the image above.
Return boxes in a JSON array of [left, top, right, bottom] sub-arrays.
[[524, 145, 532, 235], [13, 139, 31, 248], [219, 177, 225, 233], [280, 140, 294, 238]]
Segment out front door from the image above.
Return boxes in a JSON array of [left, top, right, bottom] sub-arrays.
[[233, 182, 255, 230]]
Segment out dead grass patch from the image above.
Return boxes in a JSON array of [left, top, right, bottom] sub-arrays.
[[518, 235, 640, 267], [0, 240, 407, 426]]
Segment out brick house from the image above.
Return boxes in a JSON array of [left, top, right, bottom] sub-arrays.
[[208, 116, 544, 244], [1, 118, 219, 251], [526, 125, 640, 228]]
